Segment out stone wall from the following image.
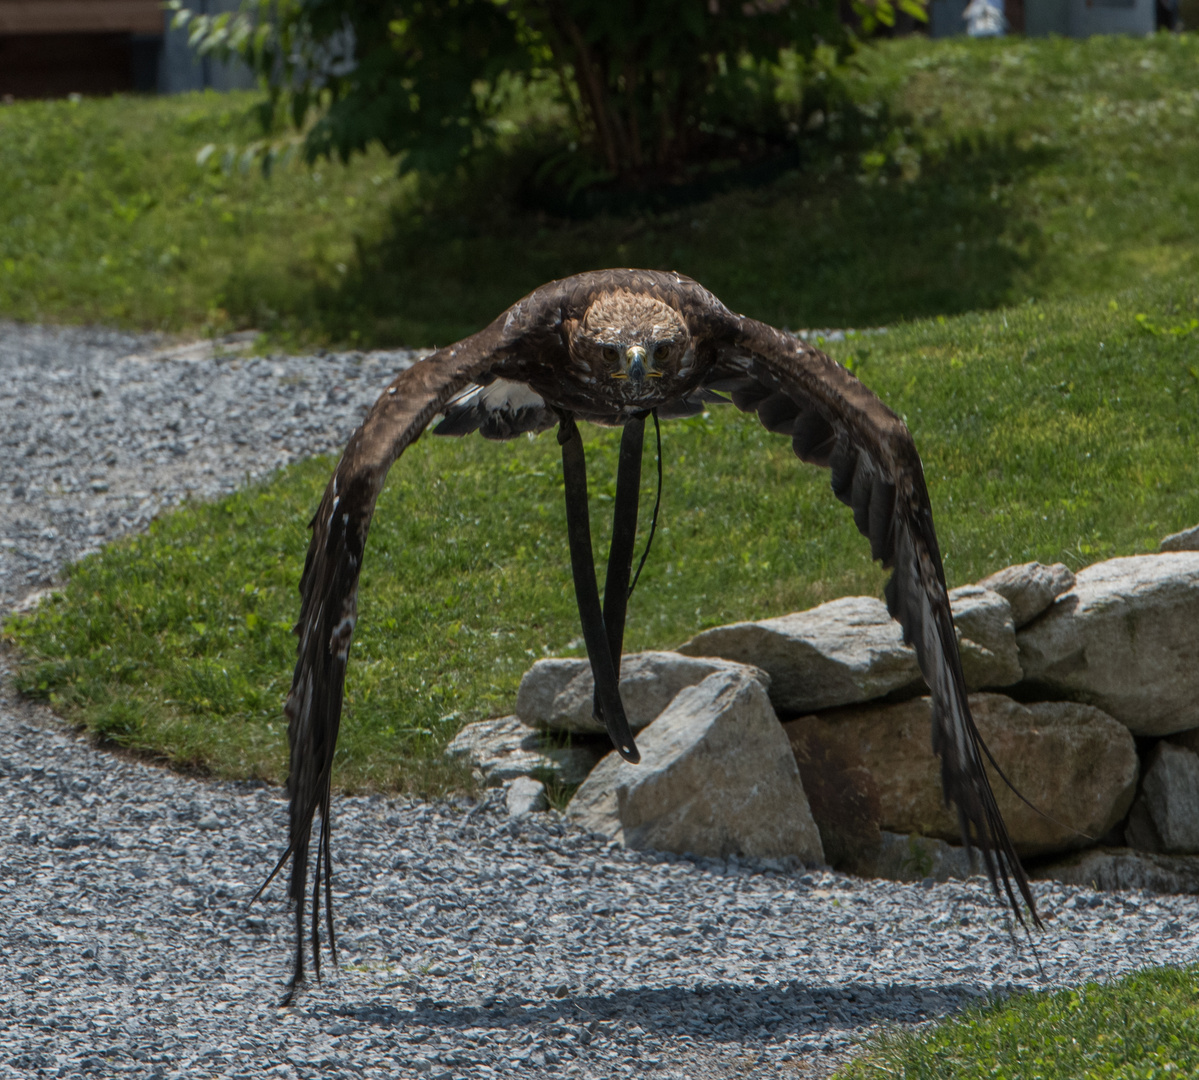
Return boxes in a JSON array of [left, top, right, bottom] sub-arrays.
[[447, 533, 1199, 894]]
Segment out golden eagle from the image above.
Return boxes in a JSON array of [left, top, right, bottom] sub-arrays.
[[260, 269, 1040, 1002]]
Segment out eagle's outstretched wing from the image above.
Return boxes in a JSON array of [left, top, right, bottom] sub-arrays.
[[266, 267, 722, 1000], [697, 313, 1040, 927], [265, 264, 1037, 1005], [264, 281, 578, 1001]]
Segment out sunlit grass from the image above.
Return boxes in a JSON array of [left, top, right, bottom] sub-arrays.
[[3, 35, 1199, 344], [837, 966, 1199, 1078], [5, 288, 1196, 791], [0, 91, 412, 335]]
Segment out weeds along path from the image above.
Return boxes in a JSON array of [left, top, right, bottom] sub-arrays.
[[3, 322, 1199, 1080]]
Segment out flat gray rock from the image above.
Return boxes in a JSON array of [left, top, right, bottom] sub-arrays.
[[515, 651, 766, 735], [1127, 743, 1199, 854], [947, 585, 1022, 688], [676, 589, 1019, 712], [977, 561, 1075, 629], [1036, 847, 1199, 894], [444, 716, 604, 786], [1016, 553, 1199, 736], [677, 597, 921, 713], [786, 693, 1137, 857], [506, 776, 548, 817], [1161, 524, 1199, 552], [568, 669, 824, 863]]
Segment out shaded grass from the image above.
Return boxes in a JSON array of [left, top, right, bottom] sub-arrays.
[[837, 966, 1199, 1078], [6, 288, 1198, 792], [3, 34, 1199, 345], [301, 132, 1046, 347]]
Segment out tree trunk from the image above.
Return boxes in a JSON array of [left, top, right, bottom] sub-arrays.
[[623, 59, 643, 171], [544, 4, 623, 175]]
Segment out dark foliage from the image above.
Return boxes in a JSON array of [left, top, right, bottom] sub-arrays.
[[168, 0, 924, 190]]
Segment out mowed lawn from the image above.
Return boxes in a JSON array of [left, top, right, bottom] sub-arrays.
[[839, 966, 1199, 1078], [2, 34, 1198, 791], [1, 34, 1198, 343]]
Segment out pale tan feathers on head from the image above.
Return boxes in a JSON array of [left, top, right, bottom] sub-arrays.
[[580, 289, 688, 341], [570, 289, 692, 382]]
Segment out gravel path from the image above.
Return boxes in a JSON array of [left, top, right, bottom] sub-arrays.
[[0, 322, 416, 612], [4, 320, 1199, 1080]]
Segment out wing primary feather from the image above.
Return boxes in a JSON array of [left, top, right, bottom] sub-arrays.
[[895, 520, 1042, 929], [310, 819, 323, 982], [868, 479, 896, 565], [656, 397, 706, 420], [322, 793, 338, 968], [250, 839, 296, 906], [705, 313, 1041, 931], [705, 375, 759, 394], [791, 409, 837, 465], [829, 437, 858, 504], [757, 391, 801, 434], [432, 409, 483, 437], [249, 778, 326, 908], [850, 458, 874, 536], [730, 383, 773, 411]]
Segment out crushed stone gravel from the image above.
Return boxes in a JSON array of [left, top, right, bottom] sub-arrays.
[[3, 320, 1198, 1080], [0, 321, 416, 611]]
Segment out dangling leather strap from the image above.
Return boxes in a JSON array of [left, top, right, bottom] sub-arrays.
[[557, 413, 640, 763], [599, 413, 646, 691]]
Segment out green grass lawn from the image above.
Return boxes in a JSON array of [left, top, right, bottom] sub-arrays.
[[0, 91, 414, 337], [6, 287, 1197, 791], [2, 34, 1198, 344], [837, 966, 1199, 1078]]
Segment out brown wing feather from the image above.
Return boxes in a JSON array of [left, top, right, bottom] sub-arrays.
[[700, 315, 1040, 928], [271, 280, 585, 999]]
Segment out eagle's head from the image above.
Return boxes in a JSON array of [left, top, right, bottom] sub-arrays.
[[570, 290, 692, 398]]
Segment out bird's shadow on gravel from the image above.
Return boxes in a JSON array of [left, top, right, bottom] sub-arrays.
[[327, 978, 988, 1042]]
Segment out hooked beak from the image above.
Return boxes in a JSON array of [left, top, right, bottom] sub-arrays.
[[625, 345, 647, 382]]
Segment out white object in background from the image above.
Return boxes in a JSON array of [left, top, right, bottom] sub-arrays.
[[963, 0, 1007, 35]]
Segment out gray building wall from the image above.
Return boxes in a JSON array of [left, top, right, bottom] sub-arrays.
[[931, 0, 1157, 35], [929, 0, 972, 36], [159, 0, 257, 94]]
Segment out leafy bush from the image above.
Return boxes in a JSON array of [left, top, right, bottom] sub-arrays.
[[170, 0, 923, 190]]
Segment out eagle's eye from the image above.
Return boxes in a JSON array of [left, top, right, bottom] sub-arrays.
[[653, 343, 672, 362], [602, 345, 619, 364]]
